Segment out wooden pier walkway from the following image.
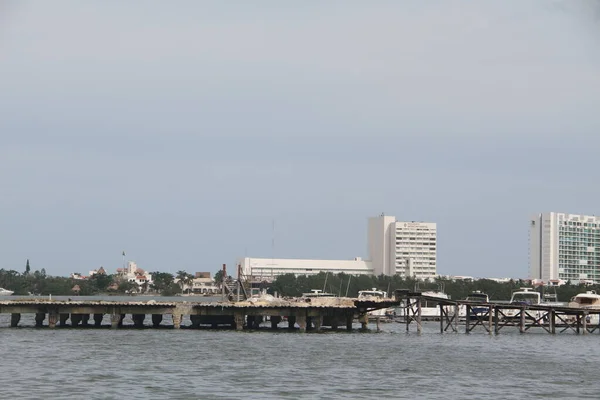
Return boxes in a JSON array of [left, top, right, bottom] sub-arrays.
[[398, 289, 600, 335]]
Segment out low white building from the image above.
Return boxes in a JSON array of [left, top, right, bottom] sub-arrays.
[[239, 257, 372, 278], [238, 214, 437, 279], [116, 261, 153, 290]]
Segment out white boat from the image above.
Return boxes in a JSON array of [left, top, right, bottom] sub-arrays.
[[503, 288, 543, 320], [358, 288, 390, 318], [567, 290, 600, 325], [0, 288, 14, 296], [301, 289, 336, 298], [397, 285, 451, 320], [460, 290, 490, 318]]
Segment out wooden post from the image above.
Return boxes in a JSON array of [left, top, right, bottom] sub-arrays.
[[406, 298, 411, 332], [494, 307, 499, 335], [439, 304, 444, 334], [376, 317, 381, 332], [549, 309, 555, 334], [519, 307, 526, 334], [416, 297, 422, 334], [465, 305, 470, 334], [488, 305, 493, 335], [582, 312, 588, 335], [454, 304, 459, 332], [576, 314, 581, 335]]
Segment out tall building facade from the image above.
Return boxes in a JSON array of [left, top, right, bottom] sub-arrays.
[[368, 215, 437, 278], [529, 212, 600, 283]]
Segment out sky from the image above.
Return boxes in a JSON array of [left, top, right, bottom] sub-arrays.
[[1, 1, 599, 278]]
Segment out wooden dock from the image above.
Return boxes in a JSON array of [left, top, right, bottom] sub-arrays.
[[398, 289, 600, 335], [0, 296, 399, 332]]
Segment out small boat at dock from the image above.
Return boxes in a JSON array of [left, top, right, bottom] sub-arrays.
[[503, 288, 543, 320], [462, 290, 490, 318], [301, 289, 336, 298], [0, 288, 14, 296], [358, 288, 393, 320]]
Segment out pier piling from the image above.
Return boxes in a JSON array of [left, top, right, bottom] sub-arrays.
[[94, 313, 103, 327], [35, 312, 45, 327], [10, 313, 20, 327], [152, 314, 163, 328]]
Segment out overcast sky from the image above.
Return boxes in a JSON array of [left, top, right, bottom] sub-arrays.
[[1, 1, 599, 278]]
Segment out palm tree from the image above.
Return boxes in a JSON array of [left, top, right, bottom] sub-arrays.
[[176, 270, 194, 294]]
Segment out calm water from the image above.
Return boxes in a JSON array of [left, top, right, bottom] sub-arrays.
[[1, 313, 599, 400]]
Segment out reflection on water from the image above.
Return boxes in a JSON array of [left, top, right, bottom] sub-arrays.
[[1, 318, 599, 399]]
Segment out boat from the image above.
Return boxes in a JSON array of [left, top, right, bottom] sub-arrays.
[[396, 284, 451, 321], [301, 289, 336, 298], [567, 290, 600, 325], [358, 288, 391, 319], [503, 288, 542, 320], [462, 290, 490, 318], [0, 288, 14, 296]]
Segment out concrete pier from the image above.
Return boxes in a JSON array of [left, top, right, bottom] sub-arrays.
[[0, 297, 398, 332]]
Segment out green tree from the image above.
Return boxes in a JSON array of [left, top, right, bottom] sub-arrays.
[[213, 269, 225, 288], [25, 259, 30, 275], [150, 272, 175, 294], [176, 270, 194, 293]]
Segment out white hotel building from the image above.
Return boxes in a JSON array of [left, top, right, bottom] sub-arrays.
[[239, 215, 437, 279], [530, 212, 600, 284]]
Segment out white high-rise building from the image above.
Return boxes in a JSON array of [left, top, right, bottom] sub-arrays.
[[529, 212, 600, 283], [368, 215, 437, 278]]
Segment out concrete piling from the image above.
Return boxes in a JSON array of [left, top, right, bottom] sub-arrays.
[[35, 312, 45, 327], [10, 313, 20, 327], [94, 313, 103, 327]]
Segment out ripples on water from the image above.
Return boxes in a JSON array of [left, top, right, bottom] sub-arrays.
[[1, 316, 599, 399]]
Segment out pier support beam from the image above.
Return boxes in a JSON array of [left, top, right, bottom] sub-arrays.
[[132, 314, 145, 328], [346, 315, 353, 331], [48, 312, 58, 329], [270, 316, 282, 329], [190, 315, 201, 328], [233, 311, 244, 331], [488, 306, 493, 335], [35, 312, 45, 327], [111, 313, 121, 329], [81, 314, 90, 326], [313, 314, 322, 332], [288, 316, 296, 330], [519, 308, 526, 334], [172, 313, 182, 329], [416, 297, 422, 334], [152, 314, 163, 328], [358, 312, 368, 330], [10, 313, 20, 327], [583, 312, 588, 335], [494, 308, 499, 335], [71, 314, 82, 327], [465, 305, 470, 334], [297, 315, 307, 333], [94, 314, 103, 327], [549, 310, 555, 334], [59, 313, 69, 326]]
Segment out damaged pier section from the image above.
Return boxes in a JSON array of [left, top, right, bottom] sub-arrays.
[[0, 296, 398, 332]]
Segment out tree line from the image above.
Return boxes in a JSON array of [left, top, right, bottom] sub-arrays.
[[0, 260, 216, 296], [268, 272, 598, 302]]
